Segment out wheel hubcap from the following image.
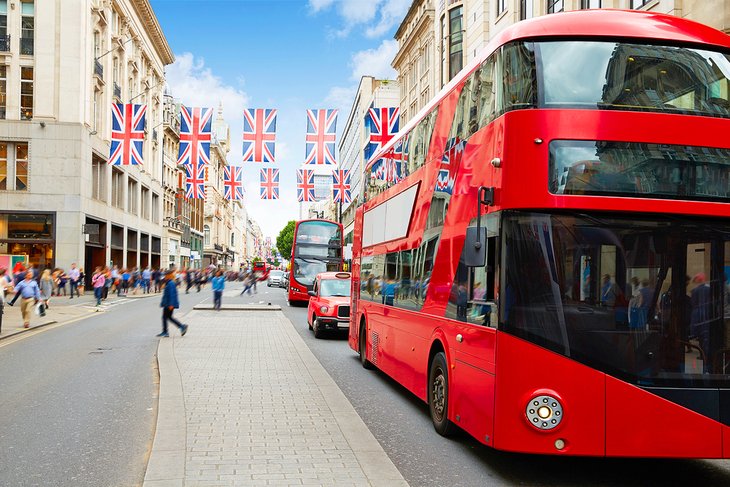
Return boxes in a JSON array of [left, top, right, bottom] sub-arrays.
[[432, 371, 445, 418]]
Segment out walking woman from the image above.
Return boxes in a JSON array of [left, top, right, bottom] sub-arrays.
[[158, 270, 188, 337], [92, 267, 105, 307], [212, 270, 225, 311], [39, 269, 54, 314]]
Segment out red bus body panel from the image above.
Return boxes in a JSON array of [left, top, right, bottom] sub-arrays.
[[349, 9, 730, 457]]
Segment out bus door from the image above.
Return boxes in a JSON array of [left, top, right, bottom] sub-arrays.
[[443, 215, 499, 444]]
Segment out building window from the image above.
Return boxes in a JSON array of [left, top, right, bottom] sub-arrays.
[[0, 1, 7, 52], [204, 225, 210, 246], [631, 0, 651, 8], [448, 6, 463, 81], [497, 0, 508, 15], [440, 14, 447, 87], [152, 193, 159, 223], [580, 0, 601, 7], [520, 0, 533, 19], [128, 178, 138, 214], [0, 143, 6, 190], [547, 0, 564, 13], [20, 0, 33, 55], [0, 65, 6, 119], [0, 142, 29, 191], [92, 155, 106, 201], [231, 233, 235, 247], [20, 66, 33, 119], [15, 143, 28, 190], [141, 186, 150, 220], [111, 168, 123, 208]]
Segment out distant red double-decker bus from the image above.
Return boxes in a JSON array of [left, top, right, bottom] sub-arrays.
[[288, 219, 343, 304], [252, 261, 269, 281], [349, 10, 730, 457]]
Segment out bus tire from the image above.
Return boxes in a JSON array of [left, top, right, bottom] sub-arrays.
[[359, 324, 374, 370], [429, 352, 455, 436], [313, 316, 323, 338]]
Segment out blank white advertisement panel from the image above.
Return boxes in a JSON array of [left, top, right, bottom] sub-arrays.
[[362, 184, 419, 248]]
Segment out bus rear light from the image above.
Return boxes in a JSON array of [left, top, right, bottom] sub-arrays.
[[526, 394, 563, 431]]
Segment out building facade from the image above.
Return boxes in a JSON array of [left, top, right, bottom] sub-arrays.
[[337, 76, 400, 243], [0, 0, 173, 280], [394, 0, 730, 125]]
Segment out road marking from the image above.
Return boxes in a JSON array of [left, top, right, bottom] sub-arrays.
[[0, 314, 95, 348]]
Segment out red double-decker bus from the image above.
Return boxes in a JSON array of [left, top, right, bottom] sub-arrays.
[[349, 10, 730, 457], [287, 219, 344, 304]]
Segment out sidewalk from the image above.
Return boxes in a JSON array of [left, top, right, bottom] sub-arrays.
[[144, 308, 408, 487], [0, 290, 158, 340]]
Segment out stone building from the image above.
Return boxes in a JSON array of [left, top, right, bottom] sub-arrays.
[[0, 0, 173, 280]]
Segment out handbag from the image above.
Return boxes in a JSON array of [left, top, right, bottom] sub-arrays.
[[35, 302, 46, 316]]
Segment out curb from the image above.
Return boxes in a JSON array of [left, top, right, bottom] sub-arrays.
[[0, 319, 58, 341], [192, 304, 281, 311]]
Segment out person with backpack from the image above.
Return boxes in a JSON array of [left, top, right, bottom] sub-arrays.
[[158, 270, 188, 338]]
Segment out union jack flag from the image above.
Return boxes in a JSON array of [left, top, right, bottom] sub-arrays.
[[223, 166, 244, 201], [297, 169, 316, 202], [304, 109, 338, 165], [365, 107, 399, 162], [243, 108, 277, 163], [110, 103, 146, 166], [332, 169, 351, 204], [260, 168, 279, 200], [436, 169, 454, 194], [385, 158, 403, 184], [185, 163, 206, 199], [178, 106, 213, 167]]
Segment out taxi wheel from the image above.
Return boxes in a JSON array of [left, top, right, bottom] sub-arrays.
[[313, 315, 323, 339], [308, 313, 313, 330]]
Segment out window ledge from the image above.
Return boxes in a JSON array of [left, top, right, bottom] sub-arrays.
[[495, 9, 509, 24], [636, 0, 660, 11]]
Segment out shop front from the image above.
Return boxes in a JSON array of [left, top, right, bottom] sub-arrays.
[[0, 212, 55, 271]]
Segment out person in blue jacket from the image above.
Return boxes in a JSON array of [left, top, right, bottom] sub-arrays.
[[158, 269, 188, 337], [211, 269, 225, 311]]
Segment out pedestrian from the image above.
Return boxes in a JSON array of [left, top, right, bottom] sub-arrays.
[[240, 272, 254, 296], [103, 267, 112, 300], [68, 263, 80, 298], [57, 270, 67, 296], [212, 270, 225, 311], [121, 268, 130, 295], [142, 266, 152, 294], [153, 268, 162, 293], [92, 267, 105, 307], [185, 268, 192, 294], [14, 271, 41, 328], [0, 268, 13, 305], [158, 270, 188, 337], [78, 267, 86, 295], [40, 269, 54, 313]]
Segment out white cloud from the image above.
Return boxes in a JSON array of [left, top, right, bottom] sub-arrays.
[[309, 0, 410, 39], [350, 39, 398, 81]]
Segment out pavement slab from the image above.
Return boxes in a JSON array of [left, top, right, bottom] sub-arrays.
[[144, 309, 408, 487]]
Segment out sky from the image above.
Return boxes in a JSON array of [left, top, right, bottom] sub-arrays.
[[149, 0, 410, 241]]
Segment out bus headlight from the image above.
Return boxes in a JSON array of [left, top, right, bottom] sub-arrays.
[[526, 394, 563, 430], [320, 306, 329, 313]]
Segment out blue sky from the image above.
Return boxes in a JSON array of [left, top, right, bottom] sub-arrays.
[[149, 0, 409, 240]]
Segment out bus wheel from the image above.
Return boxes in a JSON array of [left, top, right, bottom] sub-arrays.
[[429, 352, 454, 436], [359, 325, 374, 370], [313, 316, 323, 338]]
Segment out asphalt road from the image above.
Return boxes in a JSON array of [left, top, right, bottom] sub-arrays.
[[0, 291, 202, 487], [248, 283, 730, 487]]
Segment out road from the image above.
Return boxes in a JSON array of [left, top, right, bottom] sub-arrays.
[[1, 282, 730, 487]]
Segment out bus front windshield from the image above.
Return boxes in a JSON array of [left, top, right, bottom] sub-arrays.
[[537, 41, 730, 118], [502, 211, 730, 389], [293, 258, 339, 287]]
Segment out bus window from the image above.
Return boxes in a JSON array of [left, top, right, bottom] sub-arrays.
[[446, 213, 500, 326], [501, 42, 537, 113]]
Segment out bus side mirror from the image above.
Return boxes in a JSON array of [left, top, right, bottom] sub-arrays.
[[464, 227, 487, 267], [308, 290, 316, 297]]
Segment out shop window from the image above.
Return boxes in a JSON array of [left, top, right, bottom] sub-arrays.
[[0, 142, 29, 191]]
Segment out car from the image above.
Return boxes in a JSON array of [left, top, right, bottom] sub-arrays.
[[306, 272, 351, 338], [267, 270, 285, 287], [279, 272, 289, 289]]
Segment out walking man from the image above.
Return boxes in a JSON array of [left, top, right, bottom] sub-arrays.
[[68, 263, 80, 298], [212, 270, 225, 311], [158, 270, 188, 337], [15, 271, 41, 328]]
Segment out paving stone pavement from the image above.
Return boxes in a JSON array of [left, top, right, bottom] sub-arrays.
[[144, 309, 408, 487]]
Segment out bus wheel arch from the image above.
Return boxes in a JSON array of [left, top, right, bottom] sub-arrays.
[[359, 316, 374, 370], [428, 340, 455, 436]]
